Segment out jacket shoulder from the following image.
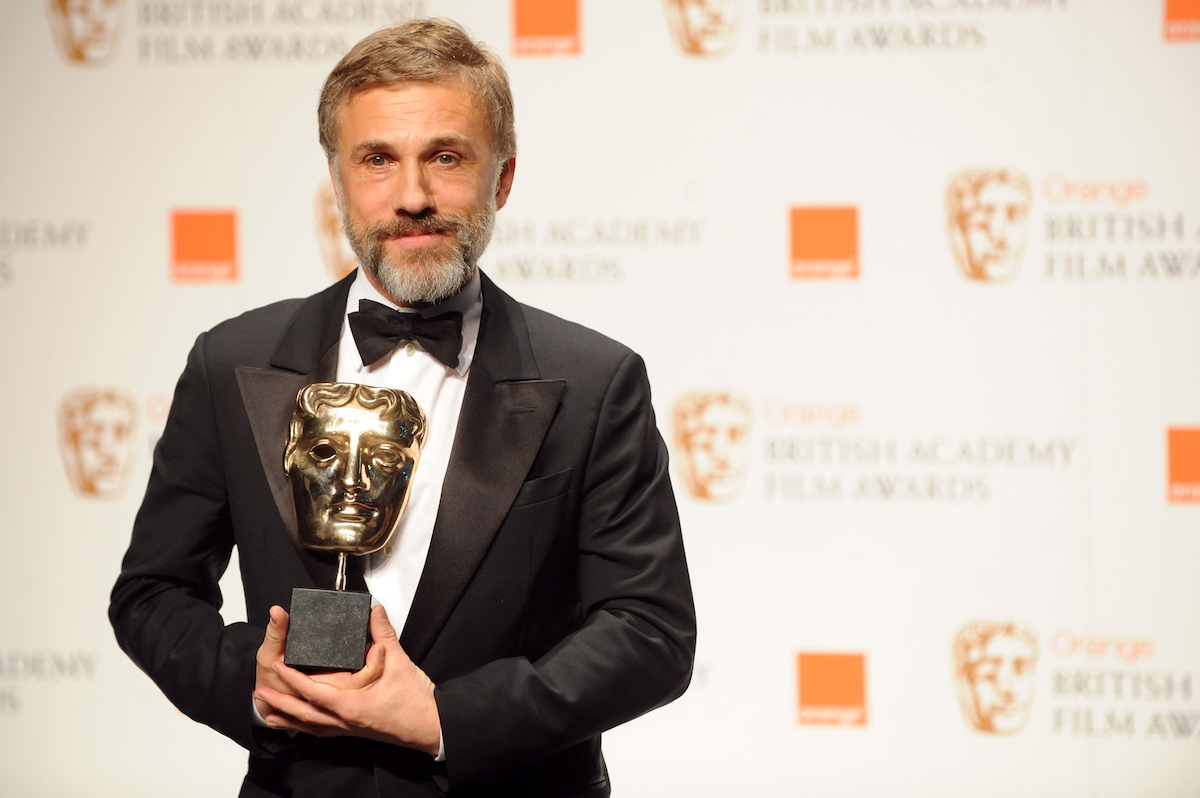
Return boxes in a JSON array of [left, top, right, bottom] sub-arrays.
[[518, 302, 635, 373], [199, 297, 308, 365]]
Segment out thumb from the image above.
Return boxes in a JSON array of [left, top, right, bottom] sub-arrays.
[[265, 605, 290, 648], [369, 603, 398, 644]]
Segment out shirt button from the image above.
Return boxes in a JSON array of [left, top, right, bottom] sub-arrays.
[[405, 343, 417, 356]]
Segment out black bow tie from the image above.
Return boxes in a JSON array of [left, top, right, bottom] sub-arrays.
[[347, 299, 463, 369]]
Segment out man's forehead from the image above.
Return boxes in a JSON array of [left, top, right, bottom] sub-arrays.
[[341, 78, 484, 123]]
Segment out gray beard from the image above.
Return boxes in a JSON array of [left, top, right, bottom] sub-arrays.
[[343, 199, 495, 306]]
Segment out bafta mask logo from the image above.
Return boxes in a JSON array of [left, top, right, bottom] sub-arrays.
[[284, 383, 426, 553], [953, 621, 1039, 735], [314, 181, 359, 283], [663, 0, 741, 57], [59, 388, 138, 499], [47, 0, 123, 67], [946, 169, 1032, 283], [673, 392, 751, 501]]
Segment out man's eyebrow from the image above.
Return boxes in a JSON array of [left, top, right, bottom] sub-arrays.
[[349, 139, 394, 156], [426, 134, 472, 150]]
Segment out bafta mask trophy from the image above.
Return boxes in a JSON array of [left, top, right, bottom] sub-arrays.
[[282, 383, 426, 672]]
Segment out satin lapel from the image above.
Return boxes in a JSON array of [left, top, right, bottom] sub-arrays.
[[234, 272, 367, 592], [400, 275, 563, 661]]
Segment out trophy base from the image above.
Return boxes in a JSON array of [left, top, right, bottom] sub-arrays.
[[284, 587, 372, 673]]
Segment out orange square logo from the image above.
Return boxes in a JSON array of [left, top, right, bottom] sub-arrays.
[[514, 0, 580, 56], [171, 210, 238, 283], [1166, 0, 1200, 41], [797, 652, 867, 726], [790, 206, 859, 280], [1167, 427, 1200, 503]]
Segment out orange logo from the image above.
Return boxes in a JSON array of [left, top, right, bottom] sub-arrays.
[[513, 0, 580, 56], [1166, 0, 1200, 41], [1167, 427, 1200, 503], [171, 210, 238, 283], [314, 182, 358, 282], [789, 206, 859, 280], [946, 169, 1031, 283], [664, 0, 741, 57], [59, 388, 138, 499], [797, 652, 867, 726], [47, 0, 123, 66], [953, 621, 1038, 735], [672, 392, 751, 501]]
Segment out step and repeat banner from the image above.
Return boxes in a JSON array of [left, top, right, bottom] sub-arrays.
[[2, 0, 1199, 795]]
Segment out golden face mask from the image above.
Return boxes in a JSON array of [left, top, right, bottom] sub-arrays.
[[284, 383, 426, 559]]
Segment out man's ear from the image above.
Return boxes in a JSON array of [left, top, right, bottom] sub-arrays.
[[494, 157, 517, 210]]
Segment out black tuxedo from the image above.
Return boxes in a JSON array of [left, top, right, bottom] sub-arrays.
[[110, 272, 696, 797]]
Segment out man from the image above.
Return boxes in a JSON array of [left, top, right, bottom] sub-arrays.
[[110, 19, 695, 797]]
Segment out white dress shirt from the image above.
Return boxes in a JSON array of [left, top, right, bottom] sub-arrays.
[[335, 269, 482, 630]]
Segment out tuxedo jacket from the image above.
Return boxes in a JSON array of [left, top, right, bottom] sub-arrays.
[[110, 272, 696, 797]]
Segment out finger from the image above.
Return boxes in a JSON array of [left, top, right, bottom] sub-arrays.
[[257, 690, 348, 732], [272, 661, 347, 711], [263, 712, 345, 738]]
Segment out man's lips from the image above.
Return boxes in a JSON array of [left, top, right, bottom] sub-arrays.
[[387, 230, 449, 249]]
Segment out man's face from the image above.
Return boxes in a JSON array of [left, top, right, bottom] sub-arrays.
[[955, 180, 1029, 281], [678, 400, 751, 501], [50, 0, 123, 65], [330, 80, 515, 306], [964, 634, 1038, 734], [666, 0, 739, 56], [287, 406, 419, 553]]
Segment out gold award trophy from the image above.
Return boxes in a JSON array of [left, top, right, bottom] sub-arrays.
[[282, 383, 426, 672]]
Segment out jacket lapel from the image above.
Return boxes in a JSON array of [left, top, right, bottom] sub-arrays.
[[400, 275, 564, 661], [235, 272, 367, 591]]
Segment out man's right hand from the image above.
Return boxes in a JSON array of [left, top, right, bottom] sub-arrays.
[[254, 605, 294, 723]]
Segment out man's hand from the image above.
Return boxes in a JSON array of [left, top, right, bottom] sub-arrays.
[[253, 605, 297, 723], [253, 604, 441, 756]]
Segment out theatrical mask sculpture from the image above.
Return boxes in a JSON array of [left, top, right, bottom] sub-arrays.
[[282, 382, 426, 671]]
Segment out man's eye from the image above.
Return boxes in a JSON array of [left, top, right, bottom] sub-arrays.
[[310, 443, 337, 462], [435, 153, 458, 165], [367, 154, 388, 167]]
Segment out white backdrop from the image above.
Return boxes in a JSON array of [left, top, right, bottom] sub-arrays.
[[2, 1, 1199, 796]]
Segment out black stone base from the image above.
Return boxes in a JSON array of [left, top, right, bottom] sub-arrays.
[[284, 587, 372, 673]]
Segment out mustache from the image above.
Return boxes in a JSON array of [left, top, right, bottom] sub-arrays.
[[364, 213, 467, 241]]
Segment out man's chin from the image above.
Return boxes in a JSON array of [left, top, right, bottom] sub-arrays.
[[370, 257, 475, 306]]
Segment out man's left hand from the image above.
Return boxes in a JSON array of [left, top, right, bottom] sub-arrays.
[[254, 604, 441, 756]]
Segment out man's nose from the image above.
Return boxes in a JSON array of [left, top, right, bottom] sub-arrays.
[[392, 163, 435, 216]]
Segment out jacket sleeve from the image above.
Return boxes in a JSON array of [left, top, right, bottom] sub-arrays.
[[435, 350, 697, 786], [108, 332, 274, 754]]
